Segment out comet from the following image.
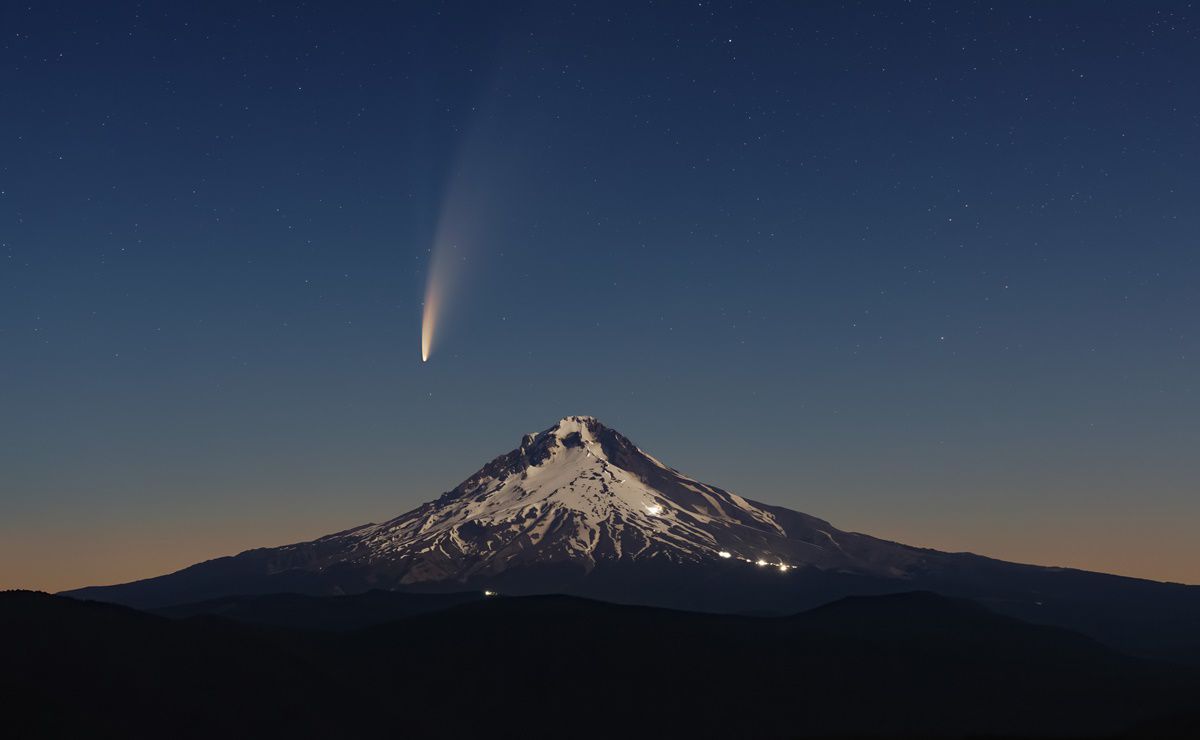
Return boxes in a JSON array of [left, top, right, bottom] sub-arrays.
[[416, 90, 517, 363], [420, 269, 439, 362], [416, 182, 490, 363], [416, 152, 483, 364], [419, 234, 455, 363]]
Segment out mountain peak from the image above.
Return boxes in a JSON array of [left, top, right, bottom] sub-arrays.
[[531, 415, 606, 446], [553, 414, 601, 427]]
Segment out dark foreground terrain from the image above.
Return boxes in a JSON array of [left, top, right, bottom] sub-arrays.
[[3, 589, 1198, 739]]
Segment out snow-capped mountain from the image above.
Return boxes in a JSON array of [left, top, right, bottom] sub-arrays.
[[64, 415, 1200, 661], [274, 415, 928, 583], [68, 415, 938, 608]]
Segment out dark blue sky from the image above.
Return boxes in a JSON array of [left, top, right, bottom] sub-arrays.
[[3, 1, 1197, 590]]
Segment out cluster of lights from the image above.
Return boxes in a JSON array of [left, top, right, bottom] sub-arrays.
[[716, 551, 793, 572]]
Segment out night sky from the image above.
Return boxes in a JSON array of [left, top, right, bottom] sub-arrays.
[[3, 1, 1198, 591]]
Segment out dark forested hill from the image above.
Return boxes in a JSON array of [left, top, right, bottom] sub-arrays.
[[4, 589, 1198, 739]]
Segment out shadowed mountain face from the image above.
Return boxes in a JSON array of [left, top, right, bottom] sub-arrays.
[[5, 589, 1199, 739], [64, 416, 1200, 660]]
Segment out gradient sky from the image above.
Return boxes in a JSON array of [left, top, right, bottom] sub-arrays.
[[3, 1, 1198, 592]]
